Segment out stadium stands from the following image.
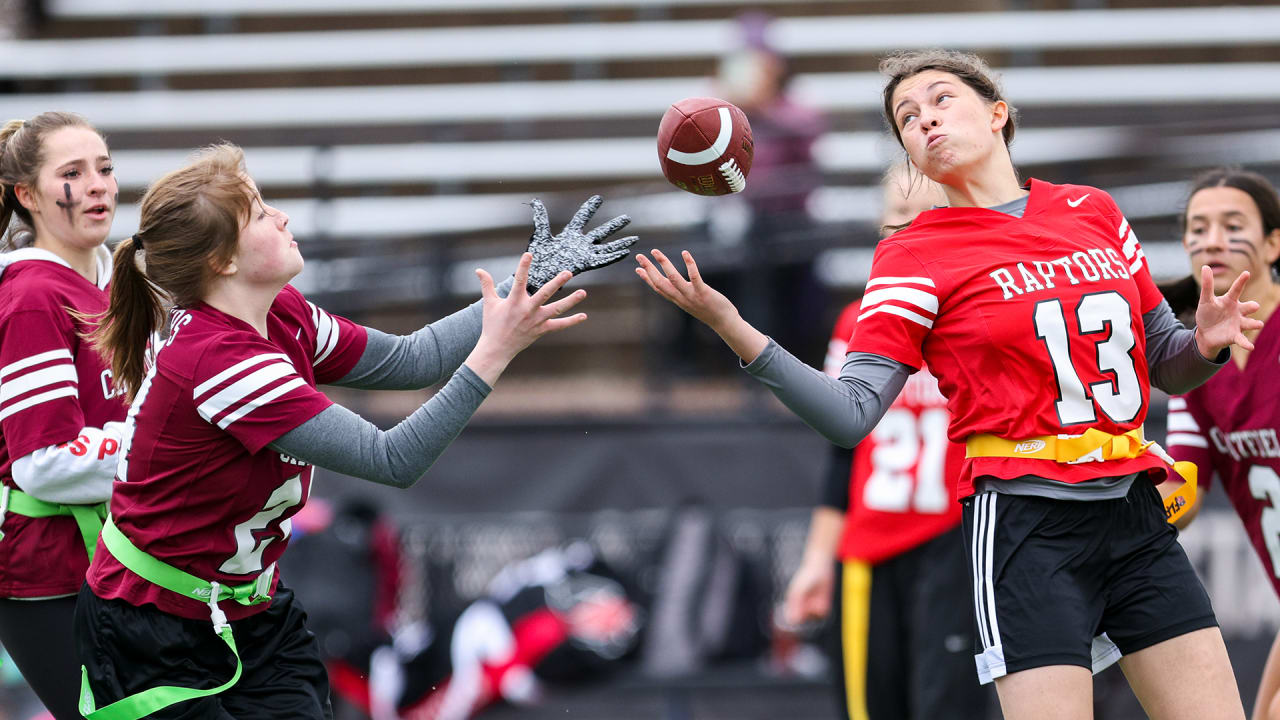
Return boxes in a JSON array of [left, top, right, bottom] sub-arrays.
[[6, 0, 1280, 378]]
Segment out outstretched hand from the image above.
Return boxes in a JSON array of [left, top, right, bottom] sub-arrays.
[[634, 249, 739, 331], [1194, 266, 1263, 357], [526, 195, 638, 292], [467, 253, 587, 386]]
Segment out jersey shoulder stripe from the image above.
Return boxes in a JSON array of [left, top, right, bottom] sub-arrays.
[[1166, 397, 1209, 449], [194, 356, 300, 427], [0, 348, 74, 380], [0, 348, 78, 421], [306, 301, 340, 366], [193, 352, 289, 398]]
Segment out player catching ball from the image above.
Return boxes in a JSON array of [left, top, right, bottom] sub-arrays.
[[75, 143, 635, 719], [637, 50, 1257, 720], [1160, 168, 1280, 720], [0, 111, 127, 720]]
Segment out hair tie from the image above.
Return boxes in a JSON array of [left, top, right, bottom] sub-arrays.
[[132, 232, 145, 249]]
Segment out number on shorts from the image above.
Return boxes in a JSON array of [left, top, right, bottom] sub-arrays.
[[1249, 466, 1280, 579], [862, 407, 950, 513], [219, 474, 303, 575], [1034, 291, 1142, 427]]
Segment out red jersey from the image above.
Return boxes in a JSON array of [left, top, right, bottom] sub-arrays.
[[825, 301, 964, 564], [86, 285, 366, 621], [848, 179, 1170, 498], [1166, 312, 1280, 598], [0, 249, 127, 597]]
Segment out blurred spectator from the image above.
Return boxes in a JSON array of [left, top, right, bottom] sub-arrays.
[[710, 12, 829, 364]]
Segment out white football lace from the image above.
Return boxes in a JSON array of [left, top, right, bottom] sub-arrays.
[[718, 157, 747, 193]]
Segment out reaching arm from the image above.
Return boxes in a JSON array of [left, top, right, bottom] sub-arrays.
[[744, 343, 911, 448], [270, 366, 490, 488], [334, 278, 513, 390], [1143, 299, 1227, 395], [272, 253, 586, 488]]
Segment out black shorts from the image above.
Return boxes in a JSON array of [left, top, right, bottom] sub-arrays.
[[962, 479, 1217, 684], [831, 525, 992, 720], [75, 583, 332, 720]]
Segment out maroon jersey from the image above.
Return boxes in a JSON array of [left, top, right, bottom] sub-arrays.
[[849, 180, 1169, 498], [86, 285, 366, 621], [0, 249, 127, 597], [1167, 313, 1280, 598], [825, 301, 964, 564]]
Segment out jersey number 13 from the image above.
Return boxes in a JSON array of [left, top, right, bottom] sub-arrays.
[[1034, 291, 1142, 427]]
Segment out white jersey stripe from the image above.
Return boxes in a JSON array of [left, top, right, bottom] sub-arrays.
[[216, 377, 308, 430], [861, 286, 939, 315], [857, 304, 935, 329], [1128, 256, 1145, 276], [1117, 217, 1130, 241], [1122, 227, 1140, 260], [1167, 397, 1187, 411], [0, 364, 77, 405], [0, 387, 78, 423], [865, 275, 935, 289], [193, 353, 290, 399], [197, 362, 298, 423], [1166, 432, 1210, 449], [1166, 412, 1201, 433], [315, 315, 340, 366], [982, 493, 1001, 644], [0, 348, 74, 381], [971, 494, 990, 648]]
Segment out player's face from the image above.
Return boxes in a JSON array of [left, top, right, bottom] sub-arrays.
[[1183, 186, 1280, 296], [21, 126, 116, 251], [235, 179, 301, 285], [890, 70, 1006, 186]]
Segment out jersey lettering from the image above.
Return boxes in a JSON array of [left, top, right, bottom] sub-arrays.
[[989, 246, 1131, 300]]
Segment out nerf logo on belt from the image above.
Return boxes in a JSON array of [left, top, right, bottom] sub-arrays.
[[1013, 440, 1047, 454]]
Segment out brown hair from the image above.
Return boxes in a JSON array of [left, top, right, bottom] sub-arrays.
[[880, 50, 1017, 150], [91, 143, 254, 400], [0, 111, 105, 249], [1162, 167, 1280, 319]]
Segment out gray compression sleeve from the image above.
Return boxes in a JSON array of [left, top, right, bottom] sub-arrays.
[[334, 277, 513, 390], [742, 340, 911, 448], [1142, 299, 1227, 395], [269, 365, 490, 488]]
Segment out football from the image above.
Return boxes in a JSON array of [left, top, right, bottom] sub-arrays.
[[656, 97, 754, 196]]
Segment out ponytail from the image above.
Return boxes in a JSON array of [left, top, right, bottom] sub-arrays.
[[0, 120, 27, 249], [90, 236, 168, 401]]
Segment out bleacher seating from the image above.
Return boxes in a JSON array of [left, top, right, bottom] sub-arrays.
[[6, 0, 1280, 387]]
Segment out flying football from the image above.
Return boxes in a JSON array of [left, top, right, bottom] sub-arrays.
[[656, 97, 754, 196]]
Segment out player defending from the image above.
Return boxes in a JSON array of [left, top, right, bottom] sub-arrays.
[[75, 143, 635, 719], [1161, 168, 1280, 720], [0, 112, 127, 720], [638, 50, 1256, 719]]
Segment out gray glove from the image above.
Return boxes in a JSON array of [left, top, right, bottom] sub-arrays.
[[526, 195, 638, 291]]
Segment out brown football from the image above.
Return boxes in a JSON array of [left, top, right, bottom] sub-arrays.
[[656, 97, 754, 196]]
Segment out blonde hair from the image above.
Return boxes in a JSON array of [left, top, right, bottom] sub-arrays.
[[880, 50, 1017, 149], [91, 143, 254, 399], [0, 111, 104, 249]]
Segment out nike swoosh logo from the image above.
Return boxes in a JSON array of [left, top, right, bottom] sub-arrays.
[[1067, 194, 1090, 208], [666, 107, 733, 166]]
